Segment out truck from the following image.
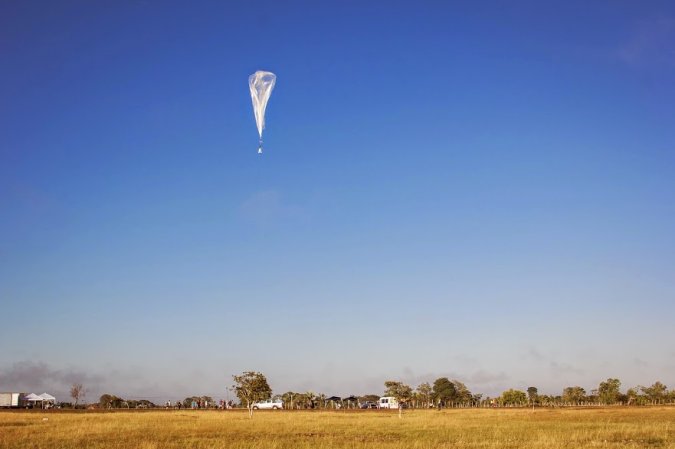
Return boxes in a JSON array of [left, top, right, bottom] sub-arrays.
[[0, 393, 25, 408], [378, 396, 399, 409]]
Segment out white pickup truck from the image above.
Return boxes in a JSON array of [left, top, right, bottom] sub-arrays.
[[251, 399, 283, 410]]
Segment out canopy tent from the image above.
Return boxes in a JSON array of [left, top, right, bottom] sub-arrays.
[[324, 396, 342, 409], [323, 395, 359, 409], [39, 393, 56, 402], [39, 393, 56, 409], [24, 393, 41, 401], [23, 393, 55, 409], [343, 396, 358, 409]]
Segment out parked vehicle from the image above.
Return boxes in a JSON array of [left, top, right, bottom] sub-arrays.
[[251, 399, 283, 410], [360, 401, 377, 409], [0, 393, 25, 408], [378, 396, 399, 409]]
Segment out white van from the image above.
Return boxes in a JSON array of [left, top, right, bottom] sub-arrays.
[[378, 396, 399, 409]]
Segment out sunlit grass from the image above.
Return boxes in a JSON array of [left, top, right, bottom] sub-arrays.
[[1, 407, 673, 448]]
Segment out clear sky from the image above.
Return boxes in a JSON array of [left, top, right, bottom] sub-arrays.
[[1, 0, 674, 403]]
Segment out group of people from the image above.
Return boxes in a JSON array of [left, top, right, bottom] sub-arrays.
[[162, 399, 234, 410]]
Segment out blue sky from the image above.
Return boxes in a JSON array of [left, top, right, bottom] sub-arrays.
[[1, 0, 675, 402]]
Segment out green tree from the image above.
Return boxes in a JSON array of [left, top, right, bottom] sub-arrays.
[[562, 386, 586, 404], [99, 394, 124, 409], [452, 380, 472, 403], [317, 393, 327, 409], [183, 396, 201, 408], [587, 389, 598, 404], [432, 377, 456, 407], [598, 378, 621, 404], [281, 391, 296, 409], [641, 382, 667, 402], [472, 393, 483, 405], [134, 399, 156, 409], [232, 371, 272, 418], [625, 387, 640, 405], [527, 387, 538, 405], [416, 382, 432, 408], [302, 391, 316, 409], [500, 389, 527, 406], [99, 394, 113, 409], [667, 389, 675, 402], [384, 381, 413, 418]]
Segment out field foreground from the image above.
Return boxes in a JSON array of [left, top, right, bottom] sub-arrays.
[[1, 407, 674, 449]]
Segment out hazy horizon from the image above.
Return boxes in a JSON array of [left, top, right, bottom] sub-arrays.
[[2, 1, 674, 404]]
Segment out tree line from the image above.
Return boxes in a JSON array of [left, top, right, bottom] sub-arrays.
[[87, 375, 675, 411], [227, 372, 675, 417]]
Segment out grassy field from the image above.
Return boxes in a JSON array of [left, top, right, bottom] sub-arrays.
[[1, 407, 673, 449]]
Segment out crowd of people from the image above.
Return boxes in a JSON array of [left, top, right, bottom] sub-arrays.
[[162, 399, 235, 410]]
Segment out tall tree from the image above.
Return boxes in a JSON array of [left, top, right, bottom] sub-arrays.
[[70, 383, 85, 408], [232, 371, 272, 418], [317, 393, 327, 409], [432, 377, 456, 407], [384, 381, 413, 418], [626, 387, 640, 405], [562, 386, 586, 404], [183, 396, 202, 408], [281, 392, 296, 409], [472, 393, 483, 405], [500, 389, 527, 406], [99, 394, 124, 409], [303, 391, 316, 409], [641, 382, 667, 402], [527, 387, 538, 405], [598, 378, 621, 404], [452, 380, 472, 403], [416, 382, 432, 408]]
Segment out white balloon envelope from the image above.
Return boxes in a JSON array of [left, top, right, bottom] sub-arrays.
[[249, 70, 276, 154]]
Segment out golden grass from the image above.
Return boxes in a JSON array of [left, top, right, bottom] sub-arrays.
[[1, 407, 673, 448]]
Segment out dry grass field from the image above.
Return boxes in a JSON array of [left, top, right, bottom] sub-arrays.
[[1, 407, 673, 449]]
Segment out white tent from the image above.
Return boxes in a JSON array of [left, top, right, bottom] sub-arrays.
[[39, 393, 56, 409], [24, 393, 42, 408], [39, 393, 56, 402]]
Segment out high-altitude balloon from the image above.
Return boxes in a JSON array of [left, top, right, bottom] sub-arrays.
[[249, 71, 276, 154]]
